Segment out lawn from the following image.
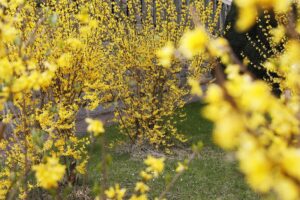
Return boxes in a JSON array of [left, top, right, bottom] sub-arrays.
[[86, 102, 260, 200]]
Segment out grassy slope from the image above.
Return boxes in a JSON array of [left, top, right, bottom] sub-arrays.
[[87, 102, 260, 200]]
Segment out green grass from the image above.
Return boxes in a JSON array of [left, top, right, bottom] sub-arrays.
[[86, 102, 260, 200]]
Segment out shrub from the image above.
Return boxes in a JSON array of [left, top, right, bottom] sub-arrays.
[[97, 0, 223, 149]]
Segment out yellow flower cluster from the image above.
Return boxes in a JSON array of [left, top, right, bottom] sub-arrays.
[[161, 2, 300, 199], [176, 162, 188, 173], [2, 0, 216, 198], [0, 169, 12, 199], [105, 184, 127, 200], [0, 0, 105, 197], [235, 0, 291, 31], [32, 156, 65, 190], [105, 155, 167, 200], [179, 27, 208, 59], [99, 0, 194, 149], [203, 66, 300, 199], [144, 155, 165, 177], [156, 42, 175, 68], [0, 0, 243, 199], [86, 118, 105, 136], [85, 0, 222, 150]]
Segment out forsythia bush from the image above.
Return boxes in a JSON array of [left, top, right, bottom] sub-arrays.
[[6, 0, 299, 199], [97, 0, 223, 149], [161, 1, 300, 200], [0, 0, 105, 198], [0, 0, 217, 199]]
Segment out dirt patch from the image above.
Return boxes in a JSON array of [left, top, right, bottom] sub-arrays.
[[113, 142, 194, 160]]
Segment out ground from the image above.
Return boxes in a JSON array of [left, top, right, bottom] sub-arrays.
[[82, 102, 261, 200]]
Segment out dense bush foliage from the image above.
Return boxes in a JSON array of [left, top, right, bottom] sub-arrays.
[[1, 0, 300, 200], [0, 0, 216, 199], [99, 0, 223, 149]]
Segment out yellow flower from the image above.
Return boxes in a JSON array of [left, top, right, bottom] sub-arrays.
[[76, 7, 90, 24], [238, 136, 273, 192], [139, 170, 153, 181], [213, 113, 243, 150], [0, 58, 13, 82], [42, 140, 53, 151], [105, 184, 126, 200], [57, 53, 72, 68], [274, 176, 299, 200], [156, 42, 174, 67], [235, 0, 291, 31], [208, 38, 229, 57], [205, 84, 223, 103], [179, 27, 208, 59], [0, 23, 18, 42], [176, 162, 188, 173], [85, 118, 105, 136], [0, 178, 11, 200], [135, 182, 149, 193], [65, 38, 84, 50], [129, 194, 148, 200], [144, 155, 165, 176], [270, 25, 286, 44], [32, 156, 65, 190], [240, 81, 272, 112], [281, 148, 300, 180], [188, 78, 203, 96], [236, 6, 257, 32], [76, 159, 88, 174]]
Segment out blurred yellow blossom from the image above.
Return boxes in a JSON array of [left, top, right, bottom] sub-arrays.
[[105, 184, 126, 200], [188, 78, 203, 96], [179, 27, 208, 58], [32, 156, 65, 190], [129, 194, 148, 200], [140, 170, 153, 181], [176, 162, 188, 173], [270, 25, 286, 44], [235, 0, 291, 31], [85, 118, 105, 136], [135, 182, 150, 193], [144, 155, 165, 176], [156, 42, 174, 67]]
